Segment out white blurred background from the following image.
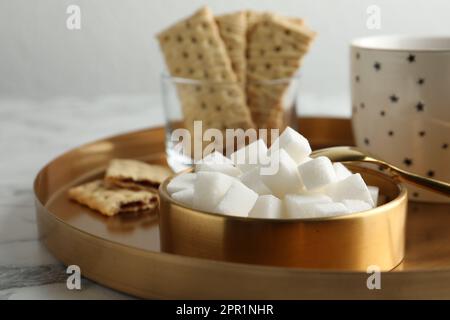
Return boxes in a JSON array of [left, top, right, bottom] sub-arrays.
[[1, 0, 450, 116]]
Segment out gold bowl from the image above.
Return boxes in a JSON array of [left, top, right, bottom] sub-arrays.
[[158, 165, 407, 271]]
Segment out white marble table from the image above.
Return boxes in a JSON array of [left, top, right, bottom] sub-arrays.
[[0, 95, 348, 299]]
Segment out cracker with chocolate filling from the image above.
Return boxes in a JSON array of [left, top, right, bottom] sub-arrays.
[[105, 159, 172, 191], [68, 180, 158, 217]]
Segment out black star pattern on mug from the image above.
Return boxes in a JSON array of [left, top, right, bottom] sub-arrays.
[[443, 143, 448, 149], [419, 131, 426, 137], [380, 110, 385, 116], [374, 62, 381, 71], [403, 158, 413, 166], [390, 94, 399, 103], [417, 78, 425, 85], [356, 52, 360, 60], [360, 102, 365, 109], [388, 130, 394, 136], [416, 101, 424, 112], [364, 138, 370, 145], [355, 75, 360, 82], [427, 170, 435, 178], [407, 54, 416, 63]]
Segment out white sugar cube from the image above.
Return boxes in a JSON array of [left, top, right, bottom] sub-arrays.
[[248, 195, 283, 219], [171, 188, 194, 207], [196, 163, 241, 177], [297, 156, 337, 190], [239, 167, 272, 195], [323, 173, 374, 207], [333, 162, 352, 181], [298, 156, 313, 165], [368, 186, 379, 206], [285, 194, 333, 206], [270, 127, 312, 165], [200, 151, 233, 165], [261, 149, 303, 198], [213, 180, 258, 217], [167, 173, 197, 194], [285, 201, 349, 219], [307, 202, 349, 218], [195, 151, 241, 177], [342, 199, 372, 213], [284, 194, 332, 218], [230, 139, 268, 173], [193, 172, 233, 212]]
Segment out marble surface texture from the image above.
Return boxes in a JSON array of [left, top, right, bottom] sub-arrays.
[[0, 94, 347, 299]]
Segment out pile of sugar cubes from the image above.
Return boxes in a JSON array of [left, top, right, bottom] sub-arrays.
[[167, 127, 379, 219]]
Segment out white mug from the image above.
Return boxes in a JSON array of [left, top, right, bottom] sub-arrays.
[[351, 35, 450, 203]]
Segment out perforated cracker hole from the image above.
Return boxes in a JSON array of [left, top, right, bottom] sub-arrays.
[[191, 36, 197, 43], [274, 46, 282, 52], [182, 52, 189, 58], [197, 53, 203, 60], [285, 29, 291, 35], [176, 35, 183, 43], [201, 102, 207, 110], [265, 63, 271, 70], [216, 105, 222, 111]]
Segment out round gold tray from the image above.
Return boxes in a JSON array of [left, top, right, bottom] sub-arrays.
[[34, 118, 450, 299]]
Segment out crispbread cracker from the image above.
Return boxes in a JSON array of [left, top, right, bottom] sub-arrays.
[[68, 180, 158, 216], [157, 6, 254, 133], [246, 14, 315, 129], [246, 11, 304, 32], [216, 11, 247, 84], [105, 159, 172, 190]]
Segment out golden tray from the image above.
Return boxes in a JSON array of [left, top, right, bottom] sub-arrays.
[[34, 118, 450, 299]]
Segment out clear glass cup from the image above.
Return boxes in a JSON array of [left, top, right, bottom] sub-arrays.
[[161, 74, 300, 172]]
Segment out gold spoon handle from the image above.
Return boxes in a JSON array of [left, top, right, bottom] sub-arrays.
[[384, 164, 450, 197], [311, 146, 450, 197]]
